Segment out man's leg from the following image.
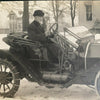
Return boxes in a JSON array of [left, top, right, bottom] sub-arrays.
[[41, 47, 48, 61], [46, 43, 59, 63]]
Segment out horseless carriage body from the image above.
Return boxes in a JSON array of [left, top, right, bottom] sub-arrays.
[[0, 24, 100, 97]]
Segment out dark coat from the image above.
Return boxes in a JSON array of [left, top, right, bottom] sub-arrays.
[[28, 20, 46, 43], [28, 20, 59, 62]]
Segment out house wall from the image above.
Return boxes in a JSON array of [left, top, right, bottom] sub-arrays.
[[79, 1, 100, 29], [0, 9, 10, 34]]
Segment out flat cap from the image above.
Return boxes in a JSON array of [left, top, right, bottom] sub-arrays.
[[33, 10, 44, 17]]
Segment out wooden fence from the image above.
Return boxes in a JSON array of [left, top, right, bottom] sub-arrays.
[[0, 29, 10, 34]]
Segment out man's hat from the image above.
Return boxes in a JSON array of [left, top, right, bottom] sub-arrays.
[[33, 10, 44, 17]]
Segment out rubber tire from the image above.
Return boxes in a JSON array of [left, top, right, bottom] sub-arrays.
[[0, 59, 20, 98], [95, 71, 100, 96]]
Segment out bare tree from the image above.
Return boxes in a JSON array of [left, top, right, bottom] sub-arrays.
[[52, 0, 59, 23], [51, 0, 69, 30], [70, 0, 77, 27], [23, 1, 29, 31], [0, 1, 23, 12]]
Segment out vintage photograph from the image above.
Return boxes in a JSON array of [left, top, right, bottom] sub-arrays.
[[0, 0, 100, 100]]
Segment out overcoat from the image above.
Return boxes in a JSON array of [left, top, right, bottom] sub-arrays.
[[28, 20, 59, 62], [28, 20, 46, 43]]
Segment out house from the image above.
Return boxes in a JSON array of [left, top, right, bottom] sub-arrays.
[[0, 9, 10, 34], [0, 1, 77, 33], [79, 1, 100, 30]]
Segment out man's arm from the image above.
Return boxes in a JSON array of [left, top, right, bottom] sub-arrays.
[[28, 27, 47, 43]]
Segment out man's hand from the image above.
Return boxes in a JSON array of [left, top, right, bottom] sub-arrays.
[[47, 34, 54, 38], [45, 30, 50, 36]]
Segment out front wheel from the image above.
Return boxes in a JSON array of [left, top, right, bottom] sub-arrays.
[[95, 71, 100, 96], [0, 59, 20, 97]]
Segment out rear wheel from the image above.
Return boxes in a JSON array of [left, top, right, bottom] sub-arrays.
[[95, 71, 100, 96], [0, 59, 20, 97]]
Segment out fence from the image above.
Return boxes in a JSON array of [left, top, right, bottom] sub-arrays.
[[0, 29, 10, 34]]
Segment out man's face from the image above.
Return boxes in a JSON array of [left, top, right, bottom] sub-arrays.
[[35, 16, 44, 24]]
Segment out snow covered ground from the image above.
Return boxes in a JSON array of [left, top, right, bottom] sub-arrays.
[[0, 33, 100, 100], [0, 34, 9, 49], [0, 78, 99, 100]]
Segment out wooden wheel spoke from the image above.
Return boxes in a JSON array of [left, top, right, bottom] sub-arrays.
[[10, 81, 13, 85], [3, 84, 6, 93], [4, 65, 7, 72], [6, 84, 10, 90], [6, 80, 13, 85], [0, 83, 2, 89], [0, 65, 2, 72], [7, 77, 13, 79]]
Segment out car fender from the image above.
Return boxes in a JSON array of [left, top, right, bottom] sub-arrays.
[[0, 49, 26, 78]]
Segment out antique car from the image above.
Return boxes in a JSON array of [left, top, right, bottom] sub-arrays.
[[0, 23, 100, 97]]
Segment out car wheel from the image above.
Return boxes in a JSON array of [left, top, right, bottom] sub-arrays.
[[95, 71, 100, 96], [0, 59, 20, 97]]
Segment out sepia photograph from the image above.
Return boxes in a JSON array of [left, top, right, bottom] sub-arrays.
[[0, 0, 100, 100]]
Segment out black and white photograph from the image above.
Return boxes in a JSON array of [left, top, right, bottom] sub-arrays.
[[0, 0, 100, 100]]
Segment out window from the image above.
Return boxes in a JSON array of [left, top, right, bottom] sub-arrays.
[[86, 5, 92, 21]]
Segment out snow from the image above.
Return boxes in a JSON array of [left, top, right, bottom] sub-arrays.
[[59, 26, 100, 46], [0, 34, 9, 49], [0, 33, 100, 100], [0, 78, 99, 100]]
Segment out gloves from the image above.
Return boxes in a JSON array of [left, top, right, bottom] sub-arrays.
[[47, 34, 54, 39]]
